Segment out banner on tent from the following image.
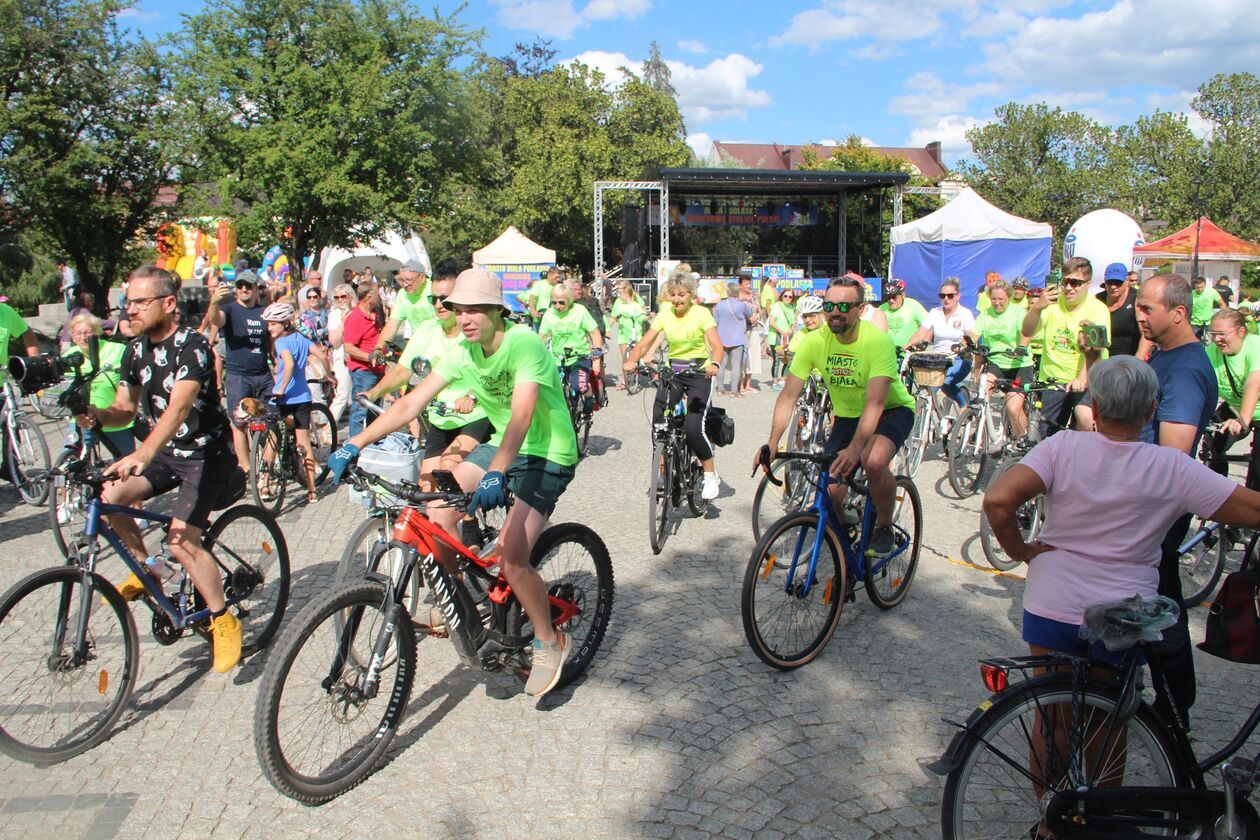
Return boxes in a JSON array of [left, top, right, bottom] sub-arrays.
[[482, 262, 554, 312]]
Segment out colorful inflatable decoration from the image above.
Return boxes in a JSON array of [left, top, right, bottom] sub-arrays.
[[154, 219, 237, 281]]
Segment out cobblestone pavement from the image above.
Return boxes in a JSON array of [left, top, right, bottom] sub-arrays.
[[0, 388, 1257, 839]]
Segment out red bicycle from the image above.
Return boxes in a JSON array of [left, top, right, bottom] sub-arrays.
[[253, 464, 614, 803]]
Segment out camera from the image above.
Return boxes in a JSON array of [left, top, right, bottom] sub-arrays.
[[7, 353, 80, 395]]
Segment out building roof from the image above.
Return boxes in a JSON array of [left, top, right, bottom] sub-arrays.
[[712, 141, 946, 180], [661, 167, 908, 197]]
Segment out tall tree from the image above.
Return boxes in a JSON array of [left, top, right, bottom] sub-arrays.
[[0, 0, 179, 308], [174, 0, 481, 279], [1194, 72, 1260, 241], [500, 38, 558, 78], [641, 41, 676, 99], [1108, 111, 1204, 228]]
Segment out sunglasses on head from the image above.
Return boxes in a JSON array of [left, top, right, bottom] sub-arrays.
[[939, 292, 957, 299], [429, 294, 449, 306], [822, 301, 857, 313]]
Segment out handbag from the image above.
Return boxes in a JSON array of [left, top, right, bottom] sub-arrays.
[[704, 405, 736, 447], [1198, 552, 1260, 665]]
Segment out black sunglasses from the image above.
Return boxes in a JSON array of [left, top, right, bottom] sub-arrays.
[[821, 301, 857, 313], [1062, 277, 1089, 288], [939, 292, 957, 299], [235, 282, 255, 290], [429, 294, 449, 306], [1103, 278, 1126, 286]]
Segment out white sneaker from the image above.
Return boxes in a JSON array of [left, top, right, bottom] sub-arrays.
[[701, 472, 720, 500]]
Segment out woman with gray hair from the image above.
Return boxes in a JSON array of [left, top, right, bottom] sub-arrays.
[[712, 282, 754, 396], [984, 354, 1260, 664]]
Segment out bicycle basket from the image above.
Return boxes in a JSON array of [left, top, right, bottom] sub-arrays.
[[704, 405, 736, 447], [349, 433, 422, 509], [909, 353, 950, 387]]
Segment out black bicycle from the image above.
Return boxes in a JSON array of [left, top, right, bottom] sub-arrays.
[[555, 345, 600, 458], [246, 401, 336, 514], [643, 361, 710, 555]]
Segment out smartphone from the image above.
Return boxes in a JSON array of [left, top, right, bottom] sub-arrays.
[[1082, 323, 1109, 349]]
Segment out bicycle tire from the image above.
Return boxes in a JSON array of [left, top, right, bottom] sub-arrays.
[[979, 459, 1043, 572], [864, 477, 922, 609], [941, 673, 1186, 839], [509, 522, 614, 689], [648, 439, 671, 555], [741, 512, 847, 669], [903, 394, 931, 479], [305, 403, 337, 486], [249, 424, 286, 516], [686, 456, 708, 517], [946, 407, 987, 499], [50, 447, 95, 559], [579, 407, 592, 459], [333, 517, 419, 668], [1177, 517, 1227, 608], [751, 459, 818, 542], [0, 566, 139, 764], [204, 504, 290, 654], [254, 580, 415, 804], [8, 414, 51, 506]]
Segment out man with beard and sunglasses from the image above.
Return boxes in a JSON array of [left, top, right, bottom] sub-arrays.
[[756, 276, 916, 557]]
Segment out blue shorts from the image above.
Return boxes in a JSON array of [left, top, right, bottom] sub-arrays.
[[1022, 610, 1139, 667], [825, 406, 915, 454]]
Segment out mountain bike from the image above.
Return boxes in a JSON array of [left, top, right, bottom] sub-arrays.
[[0, 458, 290, 764], [254, 464, 614, 804], [1, 377, 52, 505], [945, 343, 1028, 498], [932, 601, 1260, 839], [555, 346, 599, 458], [246, 400, 336, 514], [643, 361, 710, 556], [750, 373, 832, 541], [742, 450, 922, 669]]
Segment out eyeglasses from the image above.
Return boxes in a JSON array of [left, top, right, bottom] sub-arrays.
[[551, 300, 568, 307], [1062, 278, 1088, 288], [1206, 328, 1242, 340], [821, 301, 858, 313], [939, 292, 957, 299], [125, 294, 171, 310], [306, 293, 321, 300], [429, 294, 449, 307]]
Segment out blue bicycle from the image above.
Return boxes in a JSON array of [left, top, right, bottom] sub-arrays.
[[742, 450, 923, 669], [0, 457, 290, 764]]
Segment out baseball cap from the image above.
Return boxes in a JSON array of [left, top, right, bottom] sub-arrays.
[[235, 270, 259, 287], [397, 258, 428, 275], [445, 268, 506, 308], [1103, 262, 1128, 282]]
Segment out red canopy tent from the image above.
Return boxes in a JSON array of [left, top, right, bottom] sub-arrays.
[[1134, 217, 1260, 262]]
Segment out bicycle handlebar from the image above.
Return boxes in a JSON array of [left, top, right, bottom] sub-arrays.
[[344, 464, 470, 510]]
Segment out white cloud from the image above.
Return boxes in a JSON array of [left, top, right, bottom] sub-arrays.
[[852, 44, 903, 61], [677, 39, 709, 55], [1145, 90, 1214, 138], [962, 9, 1026, 37], [907, 114, 987, 161], [889, 72, 1002, 120], [118, 5, 161, 22], [492, 0, 651, 39], [770, 1, 946, 50], [686, 132, 716, 162], [566, 50, 637, 85]]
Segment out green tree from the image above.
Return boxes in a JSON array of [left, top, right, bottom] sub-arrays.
[[0, 0, 179, 309], [1108, 111, 1204, 228], [641, 40, 676, 99], [175, 0, 481, 279], [1194, 72, 1260, 241]]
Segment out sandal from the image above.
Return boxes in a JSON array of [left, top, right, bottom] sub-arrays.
[[307, 490, 319, 503]]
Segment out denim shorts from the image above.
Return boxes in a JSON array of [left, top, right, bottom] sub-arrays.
[[1022, 610, 1140, 667]]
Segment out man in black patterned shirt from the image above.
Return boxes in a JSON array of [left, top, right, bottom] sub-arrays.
[[92, 266, 247, 673]]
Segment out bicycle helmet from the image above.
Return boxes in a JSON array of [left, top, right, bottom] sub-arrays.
[[797, 295, 824, 315], [262, 302, 295, 323]]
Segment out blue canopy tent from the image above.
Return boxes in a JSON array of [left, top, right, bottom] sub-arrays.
[[889, 188, 1052, 312]]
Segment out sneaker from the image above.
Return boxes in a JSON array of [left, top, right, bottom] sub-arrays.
[[524, 631, 571, 697], [867, 525, 896, 557], [411, 607, 448, 637], [211, 611, 242, 673], [701, 472, 720, 500], [112, 572, 147, 603]]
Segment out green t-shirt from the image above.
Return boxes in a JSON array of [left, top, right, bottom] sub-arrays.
[[974, 305, 1027, 370], [610, 297, 648, 342], [1207, 334, 1260, 419], [787, 324, 819, 354], [1190, 287, 1219, 326], [789, 321, 916, 418], [397, 320, 489, 431], [880, 298, 928, 347], [768, 301, 795, 338], [649, 303, 716, 361], [0, 303, 29, 380], [518, 280, 553, 313], [390, 282, 434, 334], [59, 340, 132, 433], [432, 325, 577, 466], [539, 304, 598, 359], [1034, 296, 1111, 382]]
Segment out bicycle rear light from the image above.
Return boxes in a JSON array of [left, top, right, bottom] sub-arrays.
[[980, 663, 1008, 693]]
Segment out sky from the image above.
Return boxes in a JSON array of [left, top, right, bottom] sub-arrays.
[[126, 0, 1260, 167]]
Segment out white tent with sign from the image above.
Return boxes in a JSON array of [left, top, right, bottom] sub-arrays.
[[316, 230, 430, 292], [473, 227, 557, 312]]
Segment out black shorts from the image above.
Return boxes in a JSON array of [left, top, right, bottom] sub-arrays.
[[278, 401, 312, 430], [423, 418, 493, 459], [225, 371, 274, 429], [824, 406, 915, 454], [985, 362, 1036, 384], [141, 446, 246, 529], [465, 445, 575, 518]]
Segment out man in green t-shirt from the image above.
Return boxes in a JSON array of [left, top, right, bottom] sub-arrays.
[[878, 279, 927, 347], [518, 267, 560, 331], [756, 276, 916, 557], [377, 258, 433, 348], [0, 301, 38, 381], [327, 269, 578, 697], [1189, 275, 1221, 338]]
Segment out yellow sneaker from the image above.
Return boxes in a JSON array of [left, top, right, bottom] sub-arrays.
[[211, 611, 242, 673], [102, 572, 147, 605]]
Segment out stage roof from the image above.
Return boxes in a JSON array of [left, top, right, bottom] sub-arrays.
[[660, 167, 908, 197]]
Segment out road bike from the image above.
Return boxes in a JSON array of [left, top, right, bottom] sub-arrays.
[[643, 361, 710, 555], [945, 343, 1029, 498], [932, 601, 1259, 839], [1, 377, 52, 505], [742, 450, 922, 669], [254, 464, 613, 803], [0, 458, 290, 764], [246, 400, 336, 514], [750, 373, 832, 541]]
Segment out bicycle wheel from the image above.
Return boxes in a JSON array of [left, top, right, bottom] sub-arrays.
[[579, 407, 592, 458], [648, 440, 671, 555], [8, 414, 51, 506], [0, 566, 139, 764], [946, 407, 988, 499], [625, 368, 644, 395], [903, 395, 931, 479], [979, 459, 1043, 572], [941, 674, 1185, 840], [686, 456, 708, 517], [249, 424, 286, 516], [741, 512, 847, 669], [204, 504, 290, 654], [50, 448, 93, 559], [333, 518, 418, 667], [1177, 518, 1226, 608], [305, 403, 337, 486], [751, 459, 819, 542], [865, 477, 922, 609], [254, 580, 415, 804], [509, 523, 614, 689]]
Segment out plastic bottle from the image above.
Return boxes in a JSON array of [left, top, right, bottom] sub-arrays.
[[146, 540, 185, 589]]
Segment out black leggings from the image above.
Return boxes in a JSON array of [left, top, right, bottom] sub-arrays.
[[652, 370, 714, 462]]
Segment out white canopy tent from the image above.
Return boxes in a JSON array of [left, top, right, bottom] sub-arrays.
[[472, 226, 556, 266], [316, 230, 430, 292]]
